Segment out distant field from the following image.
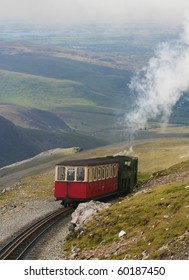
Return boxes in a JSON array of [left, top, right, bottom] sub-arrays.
[[0, 70, 94, 109], [0, 51, 131, 110]]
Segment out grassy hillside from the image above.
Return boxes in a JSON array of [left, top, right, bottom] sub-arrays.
[[0, 67, 131, 141], [131, 138, 189, 173], [0, 116, 37, 167], [64, 177, 189, 259], [0, 70, 94, 109], [0, 104, 70, 131], [0, 53, 131, 110]]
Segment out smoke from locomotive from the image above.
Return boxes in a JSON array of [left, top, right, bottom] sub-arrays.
[[126, 14, 189, 132]]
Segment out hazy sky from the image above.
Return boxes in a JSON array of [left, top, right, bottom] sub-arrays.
[[1, 0, 189, 27]]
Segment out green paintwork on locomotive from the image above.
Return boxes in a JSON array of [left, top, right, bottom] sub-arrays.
[[117, 157, 138, 194]]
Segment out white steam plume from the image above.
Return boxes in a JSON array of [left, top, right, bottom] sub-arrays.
[[126, 15, 189, 132]]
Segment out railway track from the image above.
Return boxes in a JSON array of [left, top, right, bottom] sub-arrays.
[[0, 207, 74, 260]]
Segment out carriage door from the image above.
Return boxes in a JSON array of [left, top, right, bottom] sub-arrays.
[[118, 161, 131, 194]]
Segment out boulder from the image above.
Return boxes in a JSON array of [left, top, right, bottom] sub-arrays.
[[70, 200, 110, 231]]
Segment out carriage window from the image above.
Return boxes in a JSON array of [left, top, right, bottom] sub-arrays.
[[109, 165, 113, 178], [92, 167, 97, 181], [88, 168, 93, 182], [98, 167, 101, 180], [58, 166, 65, 180], [67, 168, 75, 181], [102, 167, 105, 179], [77, 167, 85, 181], [125, 161, 131, 167], [106, 165, 109, 179], [113, 164, 117, 177]]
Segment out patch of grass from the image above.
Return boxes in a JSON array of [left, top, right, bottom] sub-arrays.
[[0, 70, 95, 109], [134, 138, 189, 173], [137, 172, 151, 185], [0, 172, 55, 205], [0, 50, 131, 111], [0, 173, 55, 232], [64, 181, 189, 259]]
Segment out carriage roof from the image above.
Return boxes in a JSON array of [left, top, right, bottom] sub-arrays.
[[56, 155, 137, 167]]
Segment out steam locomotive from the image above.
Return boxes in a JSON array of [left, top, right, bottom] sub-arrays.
[[54, 155, 138, 207]]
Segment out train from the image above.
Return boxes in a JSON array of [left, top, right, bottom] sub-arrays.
[[54, 155, 138, 207]]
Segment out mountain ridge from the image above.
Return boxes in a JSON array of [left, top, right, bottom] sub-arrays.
[[0, 116, 107, 168]]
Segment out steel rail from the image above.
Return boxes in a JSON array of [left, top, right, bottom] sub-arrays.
[[0, 207, 74, 260]]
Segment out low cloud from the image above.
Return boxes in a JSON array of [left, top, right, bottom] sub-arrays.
[[0, 0, 189, 26]]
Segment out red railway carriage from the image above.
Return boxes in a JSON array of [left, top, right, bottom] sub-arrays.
[[54, 155, 138, 207]]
